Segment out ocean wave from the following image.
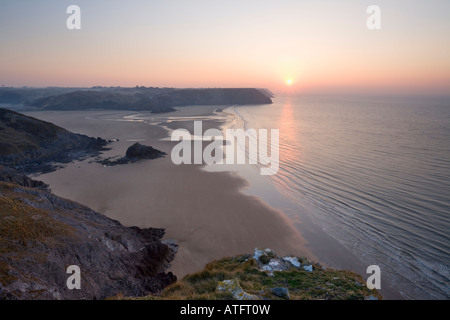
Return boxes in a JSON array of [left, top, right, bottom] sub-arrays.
[[230, 96, 450, 300]]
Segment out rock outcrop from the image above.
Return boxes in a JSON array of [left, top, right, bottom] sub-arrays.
[[101, 143, 166, 166], [216, 279, 260, 300], [252, 248, 309, 275], [125, 143, 166, 159], [145, 248, 383, 300], [0, 169, 177, 300], [0, 108, 108, 174]]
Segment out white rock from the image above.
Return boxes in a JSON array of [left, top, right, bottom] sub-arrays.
[[269, 259, 280, 267], [303, 265, 313, 272], [216, 279, 260, 300], [253, 248, 264, 260], [283, 256, 301, 268], [262, 265, 273, 272]]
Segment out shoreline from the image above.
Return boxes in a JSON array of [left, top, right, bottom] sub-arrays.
[[25, 108, 313, 278], [23, 106, 401, 299], [214, 103, 405, 300]]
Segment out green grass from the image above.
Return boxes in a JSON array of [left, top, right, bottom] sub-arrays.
[[137, 255, 382, 300]]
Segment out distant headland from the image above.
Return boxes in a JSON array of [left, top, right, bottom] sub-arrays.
[[0, 87, 273, 113]]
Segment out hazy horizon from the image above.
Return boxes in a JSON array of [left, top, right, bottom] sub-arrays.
[[1, 0, 449, 95]]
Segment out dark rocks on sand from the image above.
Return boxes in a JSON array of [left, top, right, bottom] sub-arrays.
[[100, 143, 166, 166], [126, 142, 166, 159]]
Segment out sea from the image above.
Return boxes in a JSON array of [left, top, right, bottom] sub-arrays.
[[220, 95, 450, 300]]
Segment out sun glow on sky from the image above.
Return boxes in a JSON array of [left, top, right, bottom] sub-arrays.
[[0, 0, 449, 95]]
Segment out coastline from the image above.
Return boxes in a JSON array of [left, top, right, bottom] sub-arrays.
[[203, 105, 404, 300], [25, 108, 313, 277]]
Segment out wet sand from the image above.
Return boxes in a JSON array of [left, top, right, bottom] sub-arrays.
[[25, 109, 313, 277]]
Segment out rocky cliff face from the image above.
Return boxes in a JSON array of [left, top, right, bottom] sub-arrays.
[[0, 109, 178, 300], [0, 108, 108, 173], [0, 168, 177, 300], [0, 165, 48, 189]]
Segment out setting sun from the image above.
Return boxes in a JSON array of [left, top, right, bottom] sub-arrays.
[[286, 79, 293, 86]]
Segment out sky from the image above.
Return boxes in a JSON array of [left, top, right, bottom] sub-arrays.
[[0, 0, 449, 95]]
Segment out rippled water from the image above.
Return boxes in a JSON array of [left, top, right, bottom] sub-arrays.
[[230, 95, 450, 299]]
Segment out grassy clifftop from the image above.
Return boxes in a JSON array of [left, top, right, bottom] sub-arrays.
[[137, 250, 382, 300]]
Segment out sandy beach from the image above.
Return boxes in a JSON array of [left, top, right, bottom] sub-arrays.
[[25, 107, 313, 277]]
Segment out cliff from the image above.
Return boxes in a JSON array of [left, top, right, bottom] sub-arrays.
[[0, 109, 177, 300], [0, 166, 177, 300], [100, 142, 166, 167], [0, 108, 108, 173]]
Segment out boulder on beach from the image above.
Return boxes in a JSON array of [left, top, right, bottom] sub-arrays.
[[101, 142, 166, 166], [125, 142, 166, 159]]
